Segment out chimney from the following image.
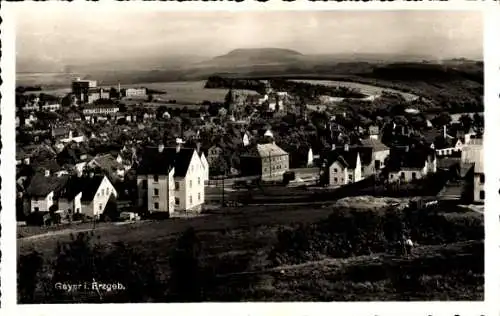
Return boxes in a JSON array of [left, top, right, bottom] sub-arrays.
[[196, 142, 201, 153], [175, 138, 183, 153], [44, 169, 50, 177], [443, 125, 447, 138], [344, 144, 349, 152], [331, 143, 336, 151], [158, 143, 165, 153], [89, 172, 94, 178], [405, 146, 409, 152]]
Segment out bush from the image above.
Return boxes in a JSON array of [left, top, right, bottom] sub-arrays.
[[269, 206, 483, 266]]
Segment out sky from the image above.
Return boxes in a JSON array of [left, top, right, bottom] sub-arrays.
[[16, 10, 483, 65]]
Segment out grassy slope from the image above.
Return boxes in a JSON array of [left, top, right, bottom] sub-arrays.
[[19, 203, 483, 301]]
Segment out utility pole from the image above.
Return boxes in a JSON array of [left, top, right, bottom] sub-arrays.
[[269, 152, 272, 180]]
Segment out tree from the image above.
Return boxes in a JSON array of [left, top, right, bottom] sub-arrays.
[[209, 155, 229, 177]]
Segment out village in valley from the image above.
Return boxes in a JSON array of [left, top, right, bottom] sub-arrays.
[[16, 76, 484, 224], [15, 10, 484, 303]]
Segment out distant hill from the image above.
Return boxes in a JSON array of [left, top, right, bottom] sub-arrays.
[[193, 48, 305, 69], [16, 47, 483, 87]]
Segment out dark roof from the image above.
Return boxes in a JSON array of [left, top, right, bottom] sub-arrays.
[[386, 148, 432, 171], [137, 146, 195, 178], [358, 138, 390, 152], [26, 173, 69, 197], [326, 147, 372, 168], [325, 149, 363, 169], [421, 129, 441, 145], [81, 176, 107, 201], [57, 175, 110, 201]]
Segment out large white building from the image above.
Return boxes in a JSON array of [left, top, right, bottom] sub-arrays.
[[461, 138, 484, 203], [137, 142, 208, 216]]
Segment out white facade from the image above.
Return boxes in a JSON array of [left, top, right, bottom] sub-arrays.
[[83, 106, 119, 115], [137, 170, 176, 215], [125, 88, 147, 97], [58, 192, 82, 214], [474, 172, 485, 203], [41, 103, 61, 112], [173, 151, 205, 213], [30, 191, 54, 213], [327, 154, 362, 187], [81, 176, 118, 218]]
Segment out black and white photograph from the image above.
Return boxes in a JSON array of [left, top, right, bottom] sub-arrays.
[[14, 9, 484, 303]]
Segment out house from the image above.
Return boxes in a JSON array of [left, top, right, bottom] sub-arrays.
[[386, 148, 437, 183], [357, 138, 391, 175], [41, 102, 61, 112], [461, 138, 484, 203], [240, 143, 289, 180], [25, 172, 69, 215], [137, 142, 207, 215], [124, 87, 147, 98], [58, 175, 117, 218], [473, 161, 484, 203], [368, 125, 380, 140], [87, 154, 127, 182], [322, 146, 363, 187], [82, 103, 120, 121]]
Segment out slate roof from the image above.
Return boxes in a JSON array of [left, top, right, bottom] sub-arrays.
[[325, 150, 361, 169], [386, 148, 431, 171], [57, 175, 110, 201], [137, 146, 195, 178], [26, 173, 69, 197], [358, 138, 389, 152]]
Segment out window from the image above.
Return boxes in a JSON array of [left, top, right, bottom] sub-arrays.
[[101, 189, 104, 195], [175, 182, 180, 190], [390, 174, 394, 179], [198, 177, 201, 185], [175, 198, 180, 205], [198, 192, 201, 201], [99, 203, 102, 211], [189, 180, 193, 188], [154, 202, 159, 209], [153, 174, 159, 182], [334, 177, 338, 183], [189, 195, 192, 204], [106, 188, 109, 195], [375, 160, 381, 170], [264, 168, 267, 172], [400, 172, 405, 179], [412, 172, 417, 180], [480, 174, 485, 184], [34, 207, 39, 212], [334, 168, 338, 173], [480, 190, 485, 200], [154, 188, 159, 196], [76, 208, 80, 213]]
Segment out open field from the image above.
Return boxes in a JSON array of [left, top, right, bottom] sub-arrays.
[[290, 79, 418, 101]]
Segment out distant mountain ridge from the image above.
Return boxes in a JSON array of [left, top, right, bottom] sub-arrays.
[[16, 47, 483, 87]]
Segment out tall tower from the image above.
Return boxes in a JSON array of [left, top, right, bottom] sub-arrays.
[[118, 82, 121, 99]]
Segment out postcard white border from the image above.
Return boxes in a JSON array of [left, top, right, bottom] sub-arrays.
[[2, 1, 499, 315]]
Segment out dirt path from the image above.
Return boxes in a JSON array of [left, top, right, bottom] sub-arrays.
[[19, 221, 143, 241]]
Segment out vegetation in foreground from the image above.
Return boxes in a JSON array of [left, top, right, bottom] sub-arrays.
[[18, 204, 483, 303]]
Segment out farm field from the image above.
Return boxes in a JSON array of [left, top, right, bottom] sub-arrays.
[[290, 79, 419, 101], [19, 79, 259, 104]]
